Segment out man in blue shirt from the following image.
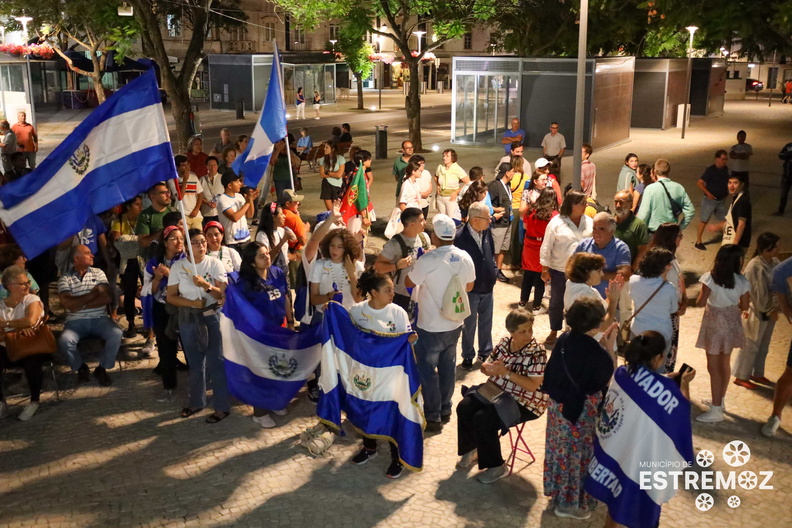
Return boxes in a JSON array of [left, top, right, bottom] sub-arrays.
[[501, 118, 525, 155], [575, 212, 632, 297], [763, 257, 792, 437]]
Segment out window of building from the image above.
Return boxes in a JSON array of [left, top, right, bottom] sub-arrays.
[[263, 22, 275, 41], [294, 27, 305, 44], [463, 32, 472, 50], [167, 15, 181, 38], [228, 26, 248, 41], [329, 24, 340, 42]]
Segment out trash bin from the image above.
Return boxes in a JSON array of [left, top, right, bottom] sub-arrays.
[[236, 99, 245, 119], [375, 125, 389, 160]]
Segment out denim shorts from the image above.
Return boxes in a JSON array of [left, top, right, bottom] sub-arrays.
[[700, 196, 728, 222]]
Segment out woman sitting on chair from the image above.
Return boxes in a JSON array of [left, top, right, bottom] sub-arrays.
[[455, 306, 548, 484], [0, 266, 48, 421]]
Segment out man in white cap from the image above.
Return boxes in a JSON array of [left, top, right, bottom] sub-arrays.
[[406, 214, 476, 433]]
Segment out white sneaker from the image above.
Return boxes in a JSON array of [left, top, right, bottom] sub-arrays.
[[696, 405, 724, 423], [271, 408, 288, 416], [554, 506, 592, 520], [140, 339, 156, 358], [476, 463, 508, 484], [761, 415, 781, 438], [702, 397, 726, 411], [18, 402, 39, 421], [456, 450, 478, 469], [252, 414, 276, 428]]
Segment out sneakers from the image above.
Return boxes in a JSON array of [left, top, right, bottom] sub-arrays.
[[386, 460, 403, 479], [351, 447, 378, 465], [140, 339, 155, 358], [456, 450, 478, 469], [496, 271, 509, 283], [425, 420, 443, 434], [252, 414, 277, 428], [459, 358, 474, 371], [94, 366, 112, 387], [733, 378, 757, 390], [702, 397, 727, 411], [156, 389, 174, 402], [761, 415, 781, 438], [477, 463, 508, 484], [534, 305, 548, 315], [18, 402, 40, 421], [554, 505, 592, 520], [272, 408, 288, 416], [77, 364, 91, 383], [694, 242, 706, 251], [696, 404, 724, 423], [307, 384, 320, 403]]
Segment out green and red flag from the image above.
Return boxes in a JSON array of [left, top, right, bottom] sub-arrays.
[[339, 164, 370, 223]]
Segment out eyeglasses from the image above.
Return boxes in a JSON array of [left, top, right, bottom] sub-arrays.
[[12, 281, 30, 287], [158, 191, 171, 195], [191, 239, 207, 246]]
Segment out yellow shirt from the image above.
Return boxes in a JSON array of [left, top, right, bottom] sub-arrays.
[[110, 216, 136, 235], [435, 162, 466, 195]]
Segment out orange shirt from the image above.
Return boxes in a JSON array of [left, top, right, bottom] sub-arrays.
[[11, 122, 37, 152], [283, 208, 306, 251]]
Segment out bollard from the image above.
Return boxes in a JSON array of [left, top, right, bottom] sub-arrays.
[[375, 125, 389, 159], [236, 99, 245, 119]]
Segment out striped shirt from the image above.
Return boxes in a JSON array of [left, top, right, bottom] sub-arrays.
[[57, 267, 110, 321], [488, 336, 548, 416]]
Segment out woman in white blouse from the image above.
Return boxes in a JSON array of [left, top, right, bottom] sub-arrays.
[[539, 191, 593, 347], [309, 228, 364, 317], [204, 221, 241, 273], [399, 161, 424, 211], [563, 253, 622, 340]]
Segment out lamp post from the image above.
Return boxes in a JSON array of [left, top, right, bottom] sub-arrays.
[[412, 31, 425, 55], [681, 25, 697, 140], [329, 39, 337, 55], [14, 15, 35, 124], [571, 0, 589, 191]]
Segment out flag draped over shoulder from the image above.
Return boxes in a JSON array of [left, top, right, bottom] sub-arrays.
[[339, 164, 370, 223], [586, 366, 694, 528], [0, 69, 176, 258], [220, 281, 322, 411], [231, 49, 287, 188], [317, 302, 425, 470]]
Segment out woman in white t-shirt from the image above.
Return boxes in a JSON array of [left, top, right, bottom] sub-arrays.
[[256, 202, 297, 280], [399, 161, 423, 211], [167, 229, 230, 424], [203, 221, 241, 273], [695, 244, 751, 423], [348, 267, 417, 479], [0, 266, 46, 421], [309, 228, 364, 316], [563, 253, 622, 340]]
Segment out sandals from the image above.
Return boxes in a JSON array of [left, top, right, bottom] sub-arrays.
[[180, 407, 203, 418], [205, 411, 230, 424]]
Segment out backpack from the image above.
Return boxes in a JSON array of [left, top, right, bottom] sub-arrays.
[[392, 232, 431, 284], [441, 274, 471, 322]]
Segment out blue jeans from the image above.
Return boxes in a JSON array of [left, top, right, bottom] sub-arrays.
[[415, 326, 463, 422], [180, 312, 229, 412], [461, 291, 493, 361], [59, 316, 122, 371]]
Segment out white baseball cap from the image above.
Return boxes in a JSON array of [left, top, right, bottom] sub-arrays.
[[535, 157, 550, 168], [432, 214, 457, 241]]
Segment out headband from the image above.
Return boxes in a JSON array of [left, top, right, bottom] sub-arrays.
[[163, 225, 183, 240], [203, 221, 224, 233]]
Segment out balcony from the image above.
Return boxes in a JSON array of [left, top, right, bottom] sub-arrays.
[[225, 40, 256, 53], [290, 39, 312, 52]]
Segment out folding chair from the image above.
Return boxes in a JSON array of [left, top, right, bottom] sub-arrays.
[[506, 421, 536, 475]]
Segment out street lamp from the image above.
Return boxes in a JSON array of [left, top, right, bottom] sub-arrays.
[[412, 31, 426, 55], [681, 25, 698, 139], [329, 39, 337, 55], [490, 43, 496, 56]]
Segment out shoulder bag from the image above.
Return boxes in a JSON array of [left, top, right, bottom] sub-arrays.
[[5, 315, 56, 362]]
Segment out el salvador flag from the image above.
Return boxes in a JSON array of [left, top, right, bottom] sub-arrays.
[[318, 302, 426, 471], [0, 69, 176, 258], [231, 48, 288, 188], [220, 280, 323, 412]]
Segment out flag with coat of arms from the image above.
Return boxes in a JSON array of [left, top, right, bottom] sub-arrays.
[[339, 163, 370, 223]]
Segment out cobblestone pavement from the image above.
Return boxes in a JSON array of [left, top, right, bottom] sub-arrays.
[[2, 96, 791, 527]]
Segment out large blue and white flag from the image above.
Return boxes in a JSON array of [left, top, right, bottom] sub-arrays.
[[231, 48, 288, 188], [0, 69, 176, 258], [221, 281, 322, 411], [318, 302, 426, 471], [586, 366, 694, 528]]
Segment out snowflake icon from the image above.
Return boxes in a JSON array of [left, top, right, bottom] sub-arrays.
[[727, 495, 741, 508], [738, 471, 757, 490], [695, 493, 714, 512], [696, 449, 715, 467], [722, 440, 751, 467]]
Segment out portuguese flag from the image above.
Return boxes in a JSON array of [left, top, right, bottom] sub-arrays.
[[339, 164, 370, 223]]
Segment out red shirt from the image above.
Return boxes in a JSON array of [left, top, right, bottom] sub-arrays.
[[522, 210, 557, 272], [12, 122, 37, 152], [283, 209, 306, 251], [186, 151, 209, 177]]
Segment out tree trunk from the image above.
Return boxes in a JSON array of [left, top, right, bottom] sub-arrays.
[[89, 54, 106, 105], [405, 58, 422, 151], [356, 73, 364, 110], [170, 86, 193, 154]]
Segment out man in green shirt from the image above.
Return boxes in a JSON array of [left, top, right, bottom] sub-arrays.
[[636, 159, 696, 233], [392, 140, 414, 198], [136, 182, 177, 251], [614, 190, 649, 271]]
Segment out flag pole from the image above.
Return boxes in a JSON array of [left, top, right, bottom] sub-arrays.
[[174, 186, 198, 269], [274, 40, 296, 193]]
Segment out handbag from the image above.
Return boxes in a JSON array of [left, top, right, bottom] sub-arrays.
[[616, 281, 668, 356], [5, 316, 56, 362]]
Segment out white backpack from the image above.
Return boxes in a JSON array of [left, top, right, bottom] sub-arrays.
[[441, 274, 471, 322]]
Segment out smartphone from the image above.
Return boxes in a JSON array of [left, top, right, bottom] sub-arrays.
[[674, 363, 692, 386]]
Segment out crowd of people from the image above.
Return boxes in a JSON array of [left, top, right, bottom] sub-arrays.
[[1, 120, 792, 526]]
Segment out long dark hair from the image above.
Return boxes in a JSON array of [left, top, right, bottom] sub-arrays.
[[404, 160, 422, 181], [239, 241, 267, 290], [624, 331, 666, 374], [528, 187, 559, 221], [459, 180, 487, 212], [753, 232, 780, 258], [651, 223, 681, 256], [560, 190, 586, 217], [258, 202, 280, 248], [321, 142, 339, 169], [711, 244, 744, 289]]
